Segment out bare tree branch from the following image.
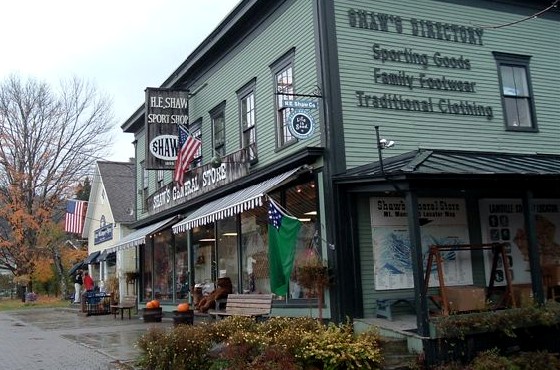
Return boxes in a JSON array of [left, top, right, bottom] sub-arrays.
[[0, 73, 114, 285]]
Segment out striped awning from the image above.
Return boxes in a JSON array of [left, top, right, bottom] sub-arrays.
[[112, 216, 178, 251], [172, 167, 302, 234]]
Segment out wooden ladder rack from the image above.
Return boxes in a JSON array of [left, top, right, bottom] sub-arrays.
[[424, 243, 515, 315]]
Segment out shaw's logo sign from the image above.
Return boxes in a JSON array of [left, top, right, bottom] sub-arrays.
[[150, 135, 178, 161]]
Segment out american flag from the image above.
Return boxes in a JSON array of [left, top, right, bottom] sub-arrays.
[[65, 200, 87, 235], [174, 125, 201, 185]]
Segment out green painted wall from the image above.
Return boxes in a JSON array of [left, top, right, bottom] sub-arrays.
[[187, 0, 321, 173], [334, 0, 560, 169], [134, 0, 322, 222], [356, 194, 376, 317]]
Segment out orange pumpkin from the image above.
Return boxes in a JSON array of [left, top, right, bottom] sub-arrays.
[[177, 303, 190, 312], [151, 299, 160, 308], [146, 301, 156, 309]]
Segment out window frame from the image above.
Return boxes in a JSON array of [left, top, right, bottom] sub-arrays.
[[210, 102, 226, 156], [156, 170, 164, 189], [270, 48, 297, 148], [493, 52, 537, 132], [189, 118, 203, 168], [237, 78, 258, 164], [140, 161, 148, 214]]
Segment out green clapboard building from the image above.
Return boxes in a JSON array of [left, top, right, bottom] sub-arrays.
[[119, 0, 560, 363]]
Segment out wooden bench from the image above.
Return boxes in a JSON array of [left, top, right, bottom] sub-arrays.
[[110, 295, 137, 320], [208, 294, 273, 320]]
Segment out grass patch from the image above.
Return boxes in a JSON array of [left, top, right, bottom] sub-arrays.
[[0, 296, 70, 312]]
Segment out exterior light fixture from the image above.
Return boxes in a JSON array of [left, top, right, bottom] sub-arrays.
[[211, 153, 223, 168], [374, 126, 396, 175]]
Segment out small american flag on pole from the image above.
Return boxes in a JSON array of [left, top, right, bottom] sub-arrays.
[[174, 125, 201, 185], [65, 200, 87, 235]]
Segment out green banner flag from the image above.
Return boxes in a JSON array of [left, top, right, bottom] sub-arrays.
[[268, 199, 302, 296]]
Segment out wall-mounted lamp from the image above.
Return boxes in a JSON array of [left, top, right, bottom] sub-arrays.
[[374, 126, 396, 175], [210, 144, 254, 169], [211, 153, 223, 168], [378, 138, 395, 149]]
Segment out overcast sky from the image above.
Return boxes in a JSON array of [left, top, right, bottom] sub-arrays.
[[0, 0, 240, 162]]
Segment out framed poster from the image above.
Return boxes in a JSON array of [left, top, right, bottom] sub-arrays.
[[371, 197, 472, 290], [479, 199, 560, 285]]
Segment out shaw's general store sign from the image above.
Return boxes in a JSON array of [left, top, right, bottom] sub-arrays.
[[147, 147, 250, 214]]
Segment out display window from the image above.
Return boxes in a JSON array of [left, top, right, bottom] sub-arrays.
[[192, 224, 216, 294], [217, 217, 239, 293], [141, 243, 153, 300], [139, 178, 318, 305], [175, 232, 189, 300], [241, 207, 270, 294], [152, 230, 174, 301]]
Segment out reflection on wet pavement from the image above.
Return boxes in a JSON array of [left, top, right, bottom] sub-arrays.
[[9, 307, 174, 364]]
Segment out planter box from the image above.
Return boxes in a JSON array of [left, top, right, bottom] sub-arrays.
[[142, 307, 163, 323], [512, 284, 533, 307], [172, 310, 194, 326], [445, 286, 485, 312], [543, 265, 560, 285]]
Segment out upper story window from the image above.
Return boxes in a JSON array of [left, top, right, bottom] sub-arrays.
[[493, 52, 537, 131], [237, 78, 257, 163], [189, 118, 203, 168], [271, 49, 296, 148], [157, 170, 164, 189], [210, 102, 226, 156], [140, 161, 148, 214], [141, 161, 148, 190]]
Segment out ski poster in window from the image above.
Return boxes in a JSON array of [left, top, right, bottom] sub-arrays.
[[479, 199, 560, 285], [371, 197, 472, 290]]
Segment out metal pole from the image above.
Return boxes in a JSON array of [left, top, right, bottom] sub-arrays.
[[374, 126, 384, 175]]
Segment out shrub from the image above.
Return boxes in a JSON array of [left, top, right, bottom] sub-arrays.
[[297, 322, 383, 369], [136, 327, 171, 369], [206, 315, 257, 343], [136, 317, 383, 369], [470, 348, 514, 370], [168, 325, 214, 369], [136, 325, 213, 370], [258, 316, 322, 355], [433, 301, 560, 339], [511, 351, 560, 370]]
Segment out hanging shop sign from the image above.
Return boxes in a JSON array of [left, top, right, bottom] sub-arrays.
[[287, 110, 315, 140], [94, 223, 113, 245], [282, 99, 318, 109], [145, 88, 189, 170]]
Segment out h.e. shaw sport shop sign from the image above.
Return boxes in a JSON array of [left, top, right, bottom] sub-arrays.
[[145, 88, 189, 170]]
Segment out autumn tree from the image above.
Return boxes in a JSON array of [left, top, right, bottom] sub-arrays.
[[0, 74, 114, 294]]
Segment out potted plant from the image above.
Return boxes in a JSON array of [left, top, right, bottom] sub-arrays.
[[125, 271, 140, 284], [430, 302, 560, 339], [173, 302, 194, 326], [294, 247, 330, 320], [142, 299, 163, 322], [105, 276, 119, 305]]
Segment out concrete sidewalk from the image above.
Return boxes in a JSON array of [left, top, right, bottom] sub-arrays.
[[0, 306, 176, 369]]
